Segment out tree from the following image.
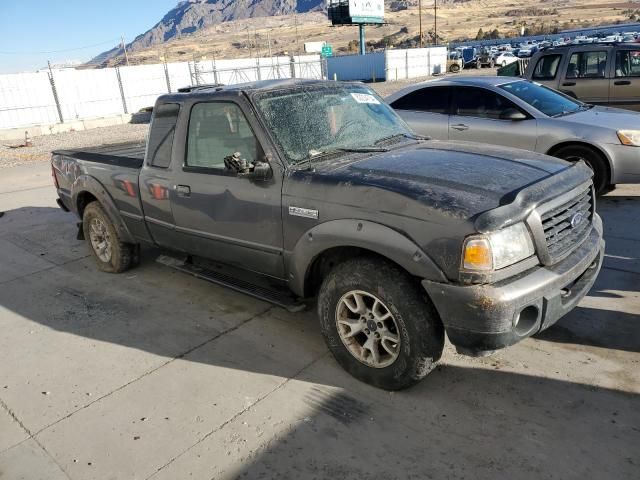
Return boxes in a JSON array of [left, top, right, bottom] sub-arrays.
[[476, 28, 484, 40]]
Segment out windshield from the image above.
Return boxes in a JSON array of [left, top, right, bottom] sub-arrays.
[[254, 84, 413, 164], [499, 81, 584, 117]]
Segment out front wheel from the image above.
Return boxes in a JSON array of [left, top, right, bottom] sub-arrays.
[[553, 145, 609, 195], [82, 202, 134, 273], [317, 257, 444, 390], [450, 64, 460, 73]]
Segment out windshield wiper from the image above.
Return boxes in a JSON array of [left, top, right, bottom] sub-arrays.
[[296, 147, 388, 166], [374, 132, 428, 146]]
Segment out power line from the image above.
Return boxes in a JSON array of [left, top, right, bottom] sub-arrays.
[[0, 39, 120, 55]]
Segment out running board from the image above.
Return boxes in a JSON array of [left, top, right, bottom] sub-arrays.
[[156, 255, 307, 313]]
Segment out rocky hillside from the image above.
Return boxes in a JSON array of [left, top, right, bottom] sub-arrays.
[[91, 0, 326, 65]]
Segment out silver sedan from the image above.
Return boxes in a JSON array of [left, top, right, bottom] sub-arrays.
[[386, 76, 640, 194]]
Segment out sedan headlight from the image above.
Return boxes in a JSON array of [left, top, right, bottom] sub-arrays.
[[462, 223, 535, 271], [617, 130, 640, 146]]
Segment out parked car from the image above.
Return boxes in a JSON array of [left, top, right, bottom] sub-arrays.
[[52, 79, 604, 390], [517, 43, 539, 58], [447, 52, 463, 73], [386, 76, 640, 194], [524, 43, 640, 111], [495, 52, 518, 67], [475, 48, 496, 68]]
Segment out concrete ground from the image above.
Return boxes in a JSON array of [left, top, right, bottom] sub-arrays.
[[0, 160, 639, 479]]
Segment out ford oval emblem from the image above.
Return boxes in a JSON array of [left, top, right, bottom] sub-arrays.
[[570, 212, 585, 229]]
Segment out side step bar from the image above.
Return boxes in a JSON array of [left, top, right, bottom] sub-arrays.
[[156, 255, 307, 313]]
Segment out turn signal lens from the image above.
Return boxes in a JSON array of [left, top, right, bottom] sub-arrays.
[[463, 238, 493, 271], [617, 130, 640, 146]]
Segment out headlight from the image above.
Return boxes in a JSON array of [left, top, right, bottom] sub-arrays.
[[617, 130, 640, 146], [462, 223, 535, 271]]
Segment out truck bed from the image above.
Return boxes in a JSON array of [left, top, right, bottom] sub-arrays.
[[53, 142, 146, 169]]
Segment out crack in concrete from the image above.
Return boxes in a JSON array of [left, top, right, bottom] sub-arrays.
[[144, 351, 330, 480], [30, 305, 274, 440]]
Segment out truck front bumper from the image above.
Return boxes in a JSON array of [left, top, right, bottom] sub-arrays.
[[422, 217, 604, 356]]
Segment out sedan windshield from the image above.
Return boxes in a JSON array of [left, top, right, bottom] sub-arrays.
[[499, 81, 584, 117], [254, 84, 414, 164]]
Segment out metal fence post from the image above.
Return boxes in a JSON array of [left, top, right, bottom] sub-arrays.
[[290, 56, 296, 79], [115, 67, 128, 114], [256, 57, 262, 81], [47, 61, 64, 124], [405, 50, 409, 80], [212, 60, 219, 85], [163, 60, 172, 93]]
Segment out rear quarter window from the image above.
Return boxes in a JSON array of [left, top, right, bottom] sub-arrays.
[[147, 103, 180, 168]]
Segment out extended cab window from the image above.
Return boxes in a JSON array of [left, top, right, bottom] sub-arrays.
[[454, 87, 521, 120], [148, 103, 180, 168], [186, 102, 258, 169], [390, 87, 451, 114], [566, 51, 608, 78], [615, 50, 640, 77], [532, 54, 562, 80]]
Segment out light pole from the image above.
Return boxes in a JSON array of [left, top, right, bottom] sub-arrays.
[[434, 1, 438, 45], [418, 0, 423, 47]]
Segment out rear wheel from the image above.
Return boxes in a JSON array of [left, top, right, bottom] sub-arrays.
[[450, 63, 461, 73], [82, 202, 133, 273], [317, 257, 444, 390], [552, 145, 609, 195], [476, 59, 482, 69], [490, 59, 495, 68]]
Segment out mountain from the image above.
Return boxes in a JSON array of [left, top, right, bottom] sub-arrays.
[[90, 0, 326, 65]]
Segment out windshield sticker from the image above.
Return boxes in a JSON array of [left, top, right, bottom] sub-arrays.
[[351, 93, 380, 104]]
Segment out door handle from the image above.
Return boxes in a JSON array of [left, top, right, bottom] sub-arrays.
[[174, 185, 191, 197], [614, 80, 631, 86], [562, 82, 576, 86], [451, 124, 469, 131]]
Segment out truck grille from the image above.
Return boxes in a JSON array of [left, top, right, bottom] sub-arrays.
[[541, 187, 593, 262]]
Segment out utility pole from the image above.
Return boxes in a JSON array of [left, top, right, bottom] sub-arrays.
[[121, 35, 130, 67], [434, 0, 438, 45], [246, 27, 253, 58], [418, 0, 424, 48], [294, 12, 301, 56], [267, 30, 273, 58]]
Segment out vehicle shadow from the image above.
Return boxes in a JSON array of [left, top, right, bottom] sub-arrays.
[[0, 206, 639, 478], [220, 365, 639, 480]]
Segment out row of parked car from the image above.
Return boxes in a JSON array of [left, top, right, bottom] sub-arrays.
[[450, 30, 640, 71], [392, 42, 640, 195]]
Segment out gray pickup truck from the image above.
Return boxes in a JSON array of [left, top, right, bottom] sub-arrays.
[[52, 79, 605, 390]]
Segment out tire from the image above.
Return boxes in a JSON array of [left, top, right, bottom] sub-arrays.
[[317, 257, 444, 390], [476, 60, 482, 69], [450, 64, 460, 73], [490, 60, 495, 68], [82, 202, 133, 273], [552, 145, 609, 195]]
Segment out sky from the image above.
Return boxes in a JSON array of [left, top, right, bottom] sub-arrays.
[[0, 0, 179, 74]]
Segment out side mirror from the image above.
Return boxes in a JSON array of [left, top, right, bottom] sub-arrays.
[[241, 161, 272, 181], [499, 108, 527, 121]]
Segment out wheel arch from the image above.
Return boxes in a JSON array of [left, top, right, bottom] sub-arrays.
[[72, 175, 136, 244], [546, 141, 612, 185], [286, 219, 448, 298]]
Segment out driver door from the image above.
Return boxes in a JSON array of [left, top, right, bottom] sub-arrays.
[[169, 100, 285, 278]]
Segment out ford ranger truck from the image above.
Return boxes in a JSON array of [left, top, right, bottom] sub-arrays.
[[52, 80, 605, 390]]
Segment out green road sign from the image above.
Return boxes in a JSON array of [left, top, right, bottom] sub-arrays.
[[321, 45, 333, 57]]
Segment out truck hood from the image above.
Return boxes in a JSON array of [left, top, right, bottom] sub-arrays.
[[559, 105, 640, 131], [315, 140, 571, 219]]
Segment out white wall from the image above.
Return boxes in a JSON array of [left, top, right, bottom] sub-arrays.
[[385, 47, 447, 81], [0, 55, 322, 130]]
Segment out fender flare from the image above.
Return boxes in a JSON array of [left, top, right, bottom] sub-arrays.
[[286, 219, 448, 297], [71, 175, 137, 244]]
